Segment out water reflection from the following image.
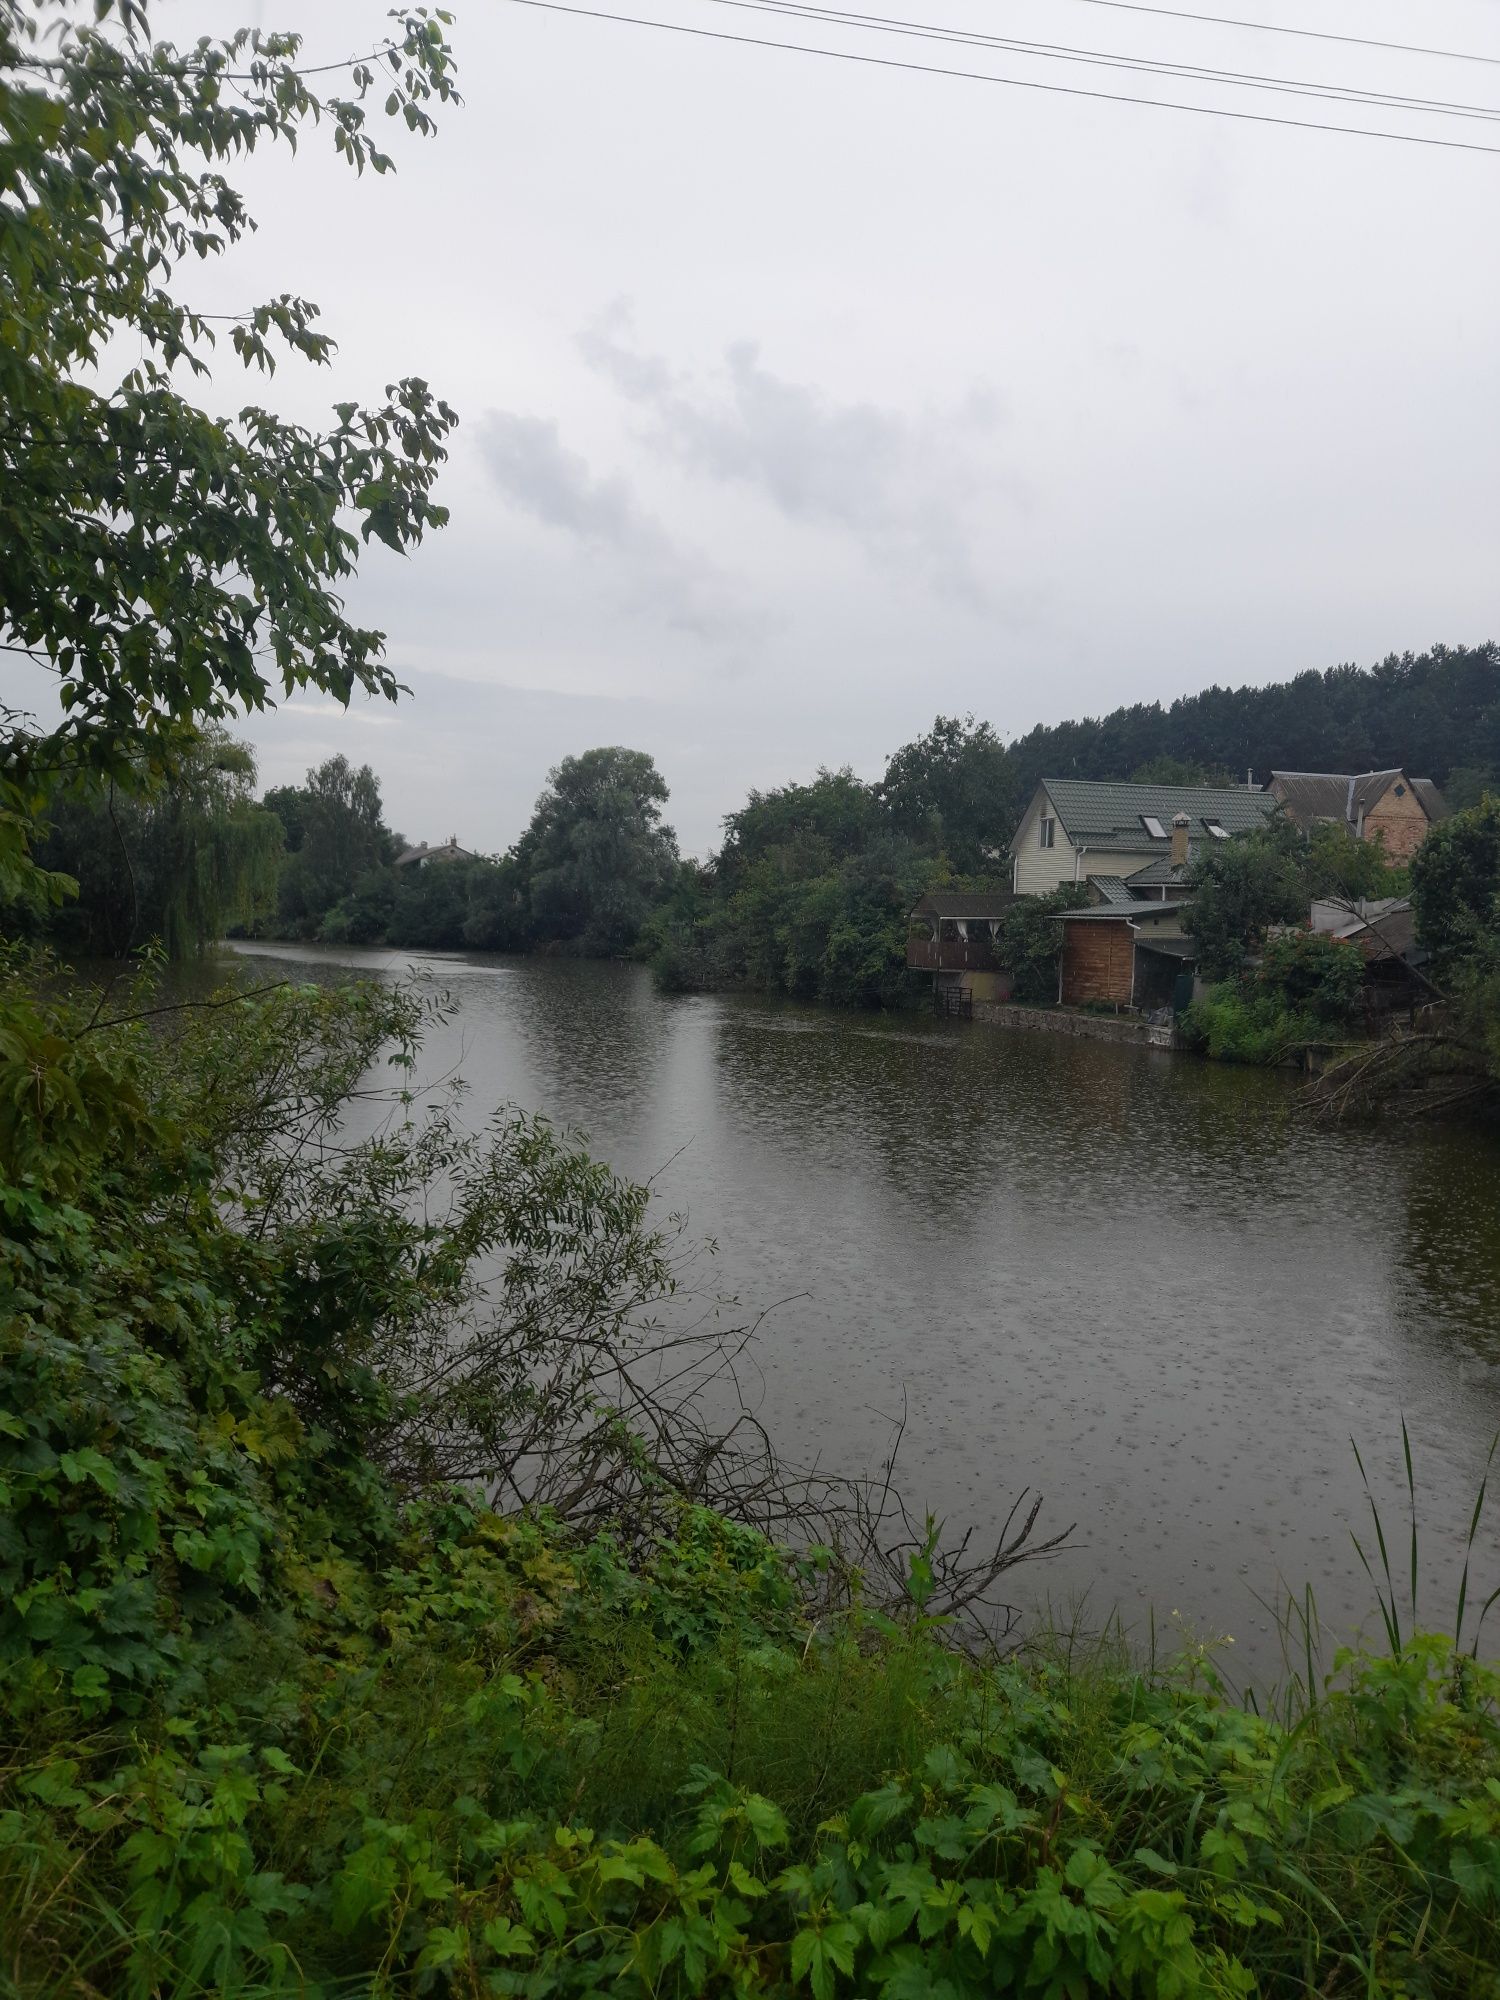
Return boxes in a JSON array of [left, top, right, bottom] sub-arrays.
[[226, 943, 1500, 1673]]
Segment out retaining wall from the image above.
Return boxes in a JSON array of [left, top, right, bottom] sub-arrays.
[[969, 1001, 1178, 1050]]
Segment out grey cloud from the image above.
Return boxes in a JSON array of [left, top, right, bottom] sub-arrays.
[[476, 411, 771, 648], [577, 310, 1020, 605], [478, 412, 644, 546], [576, 300, 680, 402]]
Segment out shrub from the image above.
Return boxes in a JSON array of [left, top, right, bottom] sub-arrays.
[[1178, 986, 1322, 1063], [995, 885, 1090, 1003], [1412, 793, 1500, 974], [1183, 930, 1364, 1063], [319, 866, 397, 944], [1256, 926, 1364, 1023], [1186, 821, 1307, 979], [651, 929, 721, 994]]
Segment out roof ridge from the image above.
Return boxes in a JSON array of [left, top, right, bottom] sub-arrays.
[[1274, 767, 1406, 779], [1044, 776, 1263, 790]]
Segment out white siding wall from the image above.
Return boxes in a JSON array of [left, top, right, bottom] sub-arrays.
[[1132, 909, 1189, 941], [1011, 789, 1077, 895], [1089, 848, 1163, 886], [1011, 809, 1170, 897]]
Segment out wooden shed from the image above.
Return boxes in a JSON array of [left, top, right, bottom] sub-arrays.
[[1055, 903, 1197, 1010], [1059, 913, 1136, 1006]]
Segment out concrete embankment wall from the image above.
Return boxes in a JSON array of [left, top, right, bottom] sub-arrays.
[[970, 1001, 1177, 1050]]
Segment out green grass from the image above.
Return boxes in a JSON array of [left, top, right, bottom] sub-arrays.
[[4, 1499, 1500, 2000]]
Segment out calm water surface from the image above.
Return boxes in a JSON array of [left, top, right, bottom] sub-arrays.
[[232, 941, 1500, 1673]]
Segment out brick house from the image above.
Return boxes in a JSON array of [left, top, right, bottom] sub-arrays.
[[1265, 770, 1448, 863]]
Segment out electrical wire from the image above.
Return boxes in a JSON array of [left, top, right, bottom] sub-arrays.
[[698, 0, 1500, 122], [501, 0, 1500, 152], [1048, 0, 1500, 70]]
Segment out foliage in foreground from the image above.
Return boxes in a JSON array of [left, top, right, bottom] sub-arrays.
[[2, 960, 1499, 1997], [0, 0, 458, 903], [5, 1490, 1500, 2000]]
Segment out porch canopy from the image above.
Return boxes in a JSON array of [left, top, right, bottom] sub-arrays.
[[907, 890, 1015, 977], [909, 890, 1015, 940]]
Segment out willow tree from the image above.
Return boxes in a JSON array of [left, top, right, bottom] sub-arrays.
[[36, 730, 283, 958], [0, 0, 459, 907]]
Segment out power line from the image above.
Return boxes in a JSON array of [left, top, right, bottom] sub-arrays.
[[502, 0, 1500, 152], [701, 0, 1500, 122], [1047, 0, 1500, 71]]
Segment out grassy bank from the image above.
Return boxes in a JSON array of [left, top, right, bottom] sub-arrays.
[[2, 961, 1498, 1997], [4, 1497, 1500, 1998]]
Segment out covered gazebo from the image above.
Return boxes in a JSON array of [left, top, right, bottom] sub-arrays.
[[907, 891, 1016, 1008]]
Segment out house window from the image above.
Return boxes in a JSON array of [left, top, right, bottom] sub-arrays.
[[1141, 815, 1167, 840], [1038, 815, 1056, 849], [1394, 783, 1406, 797], [1204, 820, 1229, 839]]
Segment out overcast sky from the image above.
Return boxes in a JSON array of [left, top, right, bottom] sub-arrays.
[[67, 2, 1500, 850]]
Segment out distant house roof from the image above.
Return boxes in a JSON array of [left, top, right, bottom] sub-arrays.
[[394, 837, 480, 869], [1269, 770, 1448, 831], [910, 890, 1015, 920], [1052, 901, 1190, 924], [1014, 778, 1279, 857], [1412, 779, 1450, 823], [1308, 897, 1421, 961], [1086, 875, 1138, 906], [1124, 857, 1193, 890]]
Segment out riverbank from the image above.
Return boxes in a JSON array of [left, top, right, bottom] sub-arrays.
[[969, 996, 1178, 1050], [7, 948, 1500, 1996]]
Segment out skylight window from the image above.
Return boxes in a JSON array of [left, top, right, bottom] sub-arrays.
[[1141, 815, 1167, 840], [1204, 820, 1229, 839]]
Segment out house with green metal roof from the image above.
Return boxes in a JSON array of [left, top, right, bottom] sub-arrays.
[[1009, 777, 1280, 899]]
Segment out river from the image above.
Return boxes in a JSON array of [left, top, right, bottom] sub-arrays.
[[231, 940, 1500, 1678]]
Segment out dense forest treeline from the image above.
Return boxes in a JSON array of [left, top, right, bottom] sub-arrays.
[[1001, 640, 1500, 812]]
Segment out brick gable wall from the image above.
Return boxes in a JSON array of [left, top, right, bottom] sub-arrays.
[[1362, 783, 1430, 862]]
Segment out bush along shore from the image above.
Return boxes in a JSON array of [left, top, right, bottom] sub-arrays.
[[2, 960, 1499, 1998]]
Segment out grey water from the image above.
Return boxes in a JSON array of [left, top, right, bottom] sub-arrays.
[[231, 940, 1500, 1678]]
